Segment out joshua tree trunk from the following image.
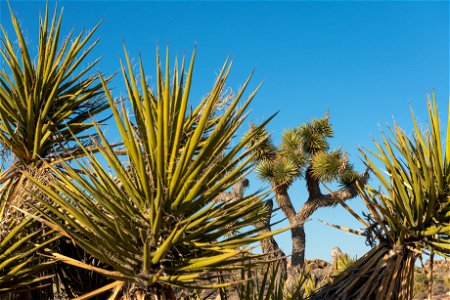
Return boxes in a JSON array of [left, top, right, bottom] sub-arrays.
[[290, 218, 306, 274], [271, 185, 301, 285], [427, 251, 434, 300], [254, 199, 287, 280], [271, 168, 369, 288], [258, 225, 285, 259], [312, 243, 416, 299], [255, 199, 286, 259], [217, 179, 286, 268]]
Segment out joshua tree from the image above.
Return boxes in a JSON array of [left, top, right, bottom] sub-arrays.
[[0, 5, 108, 297], [248, 115, 369, 281], [26, 47, 279, 299], [314, 97, 450, 299]]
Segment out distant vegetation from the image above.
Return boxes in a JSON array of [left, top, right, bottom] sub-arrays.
[[414, 261, 450, 299], [1, 5, 449, 300]]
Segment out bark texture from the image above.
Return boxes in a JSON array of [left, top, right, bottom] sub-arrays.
[[255, 199, 286, 259], [254, 199, 287, 280], [217, 179, 286, 265]]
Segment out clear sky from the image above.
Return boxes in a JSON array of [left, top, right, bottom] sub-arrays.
[[1, 0, 449, 262]]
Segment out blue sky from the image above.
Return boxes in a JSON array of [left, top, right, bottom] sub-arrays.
[[1, 0, 449, 261]]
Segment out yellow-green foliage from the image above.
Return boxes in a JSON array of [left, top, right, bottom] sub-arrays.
[[333, 253, 356, 276], [26, 47, 281, 298]]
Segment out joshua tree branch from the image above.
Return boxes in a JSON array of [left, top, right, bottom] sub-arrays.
[[305, 166, 322, 198], [297, 168, 370, 223], [272, 184, 297, 224], [215, 178, 249, 203]]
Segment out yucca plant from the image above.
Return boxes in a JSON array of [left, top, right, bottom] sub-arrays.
[[248, 115, 368, 284], [235, 262, 284, 300], [0, 188, 59, 298], [314, 96, 450, 299], [0, 4, 109, 297], [234, 260, 317, 300], [0, 5, 107, 180], [332, 253, 355, 276], [27, 48, 281, 299]]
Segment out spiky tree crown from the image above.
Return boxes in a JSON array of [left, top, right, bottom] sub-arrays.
[[250, 114, 360, 189]]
